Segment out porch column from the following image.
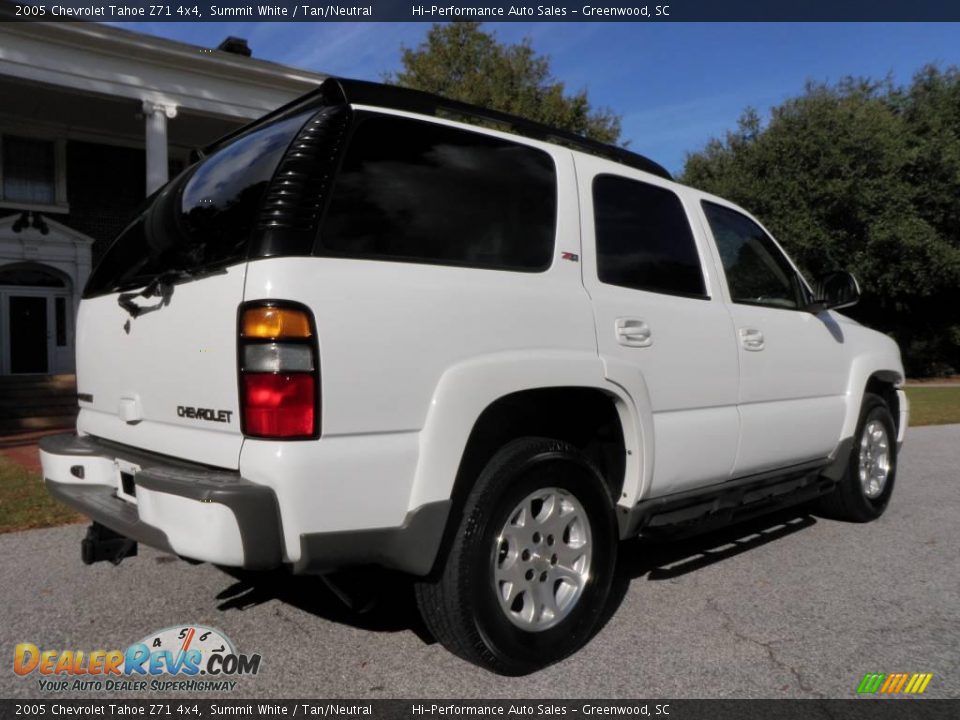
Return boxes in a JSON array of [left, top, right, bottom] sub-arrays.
[[142, 100, 178, 195]]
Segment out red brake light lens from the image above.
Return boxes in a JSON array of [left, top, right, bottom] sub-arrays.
[[241, 373, 316, 438]]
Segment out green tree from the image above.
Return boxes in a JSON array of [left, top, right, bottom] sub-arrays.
[[682, 67, 960, 376], [387, 23, 622, 144]]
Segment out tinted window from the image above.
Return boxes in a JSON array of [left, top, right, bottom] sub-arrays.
[[2, 135, 55, 205], [593, 175, 706, 298], [178, 111, 312, 258], [701, 202, 803, 310], [85, 111, 313, 297], [319, 115, 556, 271]]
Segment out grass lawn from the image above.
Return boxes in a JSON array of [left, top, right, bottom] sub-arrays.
[[905, 386, 960, 427], [0, 455, 81, 534]]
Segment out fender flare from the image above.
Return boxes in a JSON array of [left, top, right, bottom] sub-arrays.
[[407, 350, 646, 514], [840, 353, 905, 446]]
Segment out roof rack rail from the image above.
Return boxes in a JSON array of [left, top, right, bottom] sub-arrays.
[[334, 78, 672, 181], [202, 77, 672, 181]]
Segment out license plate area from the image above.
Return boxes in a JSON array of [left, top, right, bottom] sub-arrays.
[[115, 459, 140, 504]]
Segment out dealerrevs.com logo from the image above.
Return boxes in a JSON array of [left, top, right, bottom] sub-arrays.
[[14, 625, 261, 693]]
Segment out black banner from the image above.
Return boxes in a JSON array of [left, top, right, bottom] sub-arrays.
[[3, 0, 960, 22], [0, 700, 958, 720]]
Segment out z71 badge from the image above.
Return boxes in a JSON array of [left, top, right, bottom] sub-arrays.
[[177, 406, 233, 423]]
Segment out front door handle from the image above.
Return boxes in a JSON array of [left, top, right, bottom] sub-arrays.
[[615, 318, 652, 348], [739, 327, 765, 351]]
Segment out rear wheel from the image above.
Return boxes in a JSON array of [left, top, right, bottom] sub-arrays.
[[818, 392, 897, 522], [415, 437, 617, 675]]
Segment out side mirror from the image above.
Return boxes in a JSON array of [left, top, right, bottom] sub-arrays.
[[808, 271, 860, 312]]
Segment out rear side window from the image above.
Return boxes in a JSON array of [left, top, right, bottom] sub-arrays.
[[84, 110, 314, 297], [593, 175, 707, 298], [318, 114, 557, 271], [178, 111, 314, 256]]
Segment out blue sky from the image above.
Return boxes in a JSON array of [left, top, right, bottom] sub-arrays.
[[116, 22, 960, 174]]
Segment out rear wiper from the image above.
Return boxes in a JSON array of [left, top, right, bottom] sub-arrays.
[[116, 268, 203, 319]]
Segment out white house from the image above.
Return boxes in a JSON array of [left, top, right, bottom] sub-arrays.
[[0, 21, 326, 380]]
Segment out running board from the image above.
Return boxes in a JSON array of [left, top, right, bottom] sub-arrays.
[[620, 460, 835, 538]]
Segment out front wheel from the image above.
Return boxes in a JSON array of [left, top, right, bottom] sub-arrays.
[[818, 392, 898, 522], [415, 437, 618, 675]]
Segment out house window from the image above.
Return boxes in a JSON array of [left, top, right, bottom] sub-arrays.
[[0, 134, 67, 210]]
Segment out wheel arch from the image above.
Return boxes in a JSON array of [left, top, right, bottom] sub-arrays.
[[452, 386, 629, 501], [408, 352, 643, 574], [840, 358, 906, 446], [865, 372, 903, 434]]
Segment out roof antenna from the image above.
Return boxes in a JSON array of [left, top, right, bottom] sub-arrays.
[[217, 37, 252, 57]]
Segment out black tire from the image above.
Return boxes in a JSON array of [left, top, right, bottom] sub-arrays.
[[818, 392, 897, 522], [415, 437, 618, 675]]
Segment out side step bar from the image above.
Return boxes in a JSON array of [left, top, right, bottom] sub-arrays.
[[621, 460, 836, 538]]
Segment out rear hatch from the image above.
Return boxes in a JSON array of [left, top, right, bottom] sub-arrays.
[[76, 104, 329, 469], [76, 268, 247, 468]]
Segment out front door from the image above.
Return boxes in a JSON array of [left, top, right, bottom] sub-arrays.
[[9, 295, 48, 373], [698, 200, 848, 476]]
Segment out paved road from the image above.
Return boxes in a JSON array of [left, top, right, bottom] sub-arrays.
[[2, 425, 958, 699]]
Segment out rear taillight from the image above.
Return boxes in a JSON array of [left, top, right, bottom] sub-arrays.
[[241, 374, 316, 437], [239, 303, 319, 439]]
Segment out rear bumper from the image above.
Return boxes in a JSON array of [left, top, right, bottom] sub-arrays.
[[38, 433, 450, 576], [39, 433, 282, 569]]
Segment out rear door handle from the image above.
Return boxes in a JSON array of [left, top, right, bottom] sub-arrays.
[[739, 328, 765, 351], [615, 318, 652, 348]]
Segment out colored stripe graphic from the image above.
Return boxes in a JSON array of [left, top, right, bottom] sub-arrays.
[[880, 673, 909, 695], [857, 673, 885, 693], [914, 674, 933, 694], [857, 672, 933, 694], [880, 674, 899, 693]]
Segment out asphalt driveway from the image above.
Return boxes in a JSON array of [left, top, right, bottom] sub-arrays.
[[1, 424, 958, 699]]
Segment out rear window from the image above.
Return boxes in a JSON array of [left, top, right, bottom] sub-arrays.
[[84, 110, 313, 297], [318, 114, 557, 272], [593, 175, 707, 298]]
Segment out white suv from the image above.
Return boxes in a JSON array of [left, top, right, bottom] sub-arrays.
[[40, 78, 908, 675]]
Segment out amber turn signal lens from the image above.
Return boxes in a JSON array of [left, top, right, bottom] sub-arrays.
[[242, 307, 312, 339]]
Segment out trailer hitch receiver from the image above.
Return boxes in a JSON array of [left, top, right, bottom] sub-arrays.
[[81, 523, 138, 566]]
